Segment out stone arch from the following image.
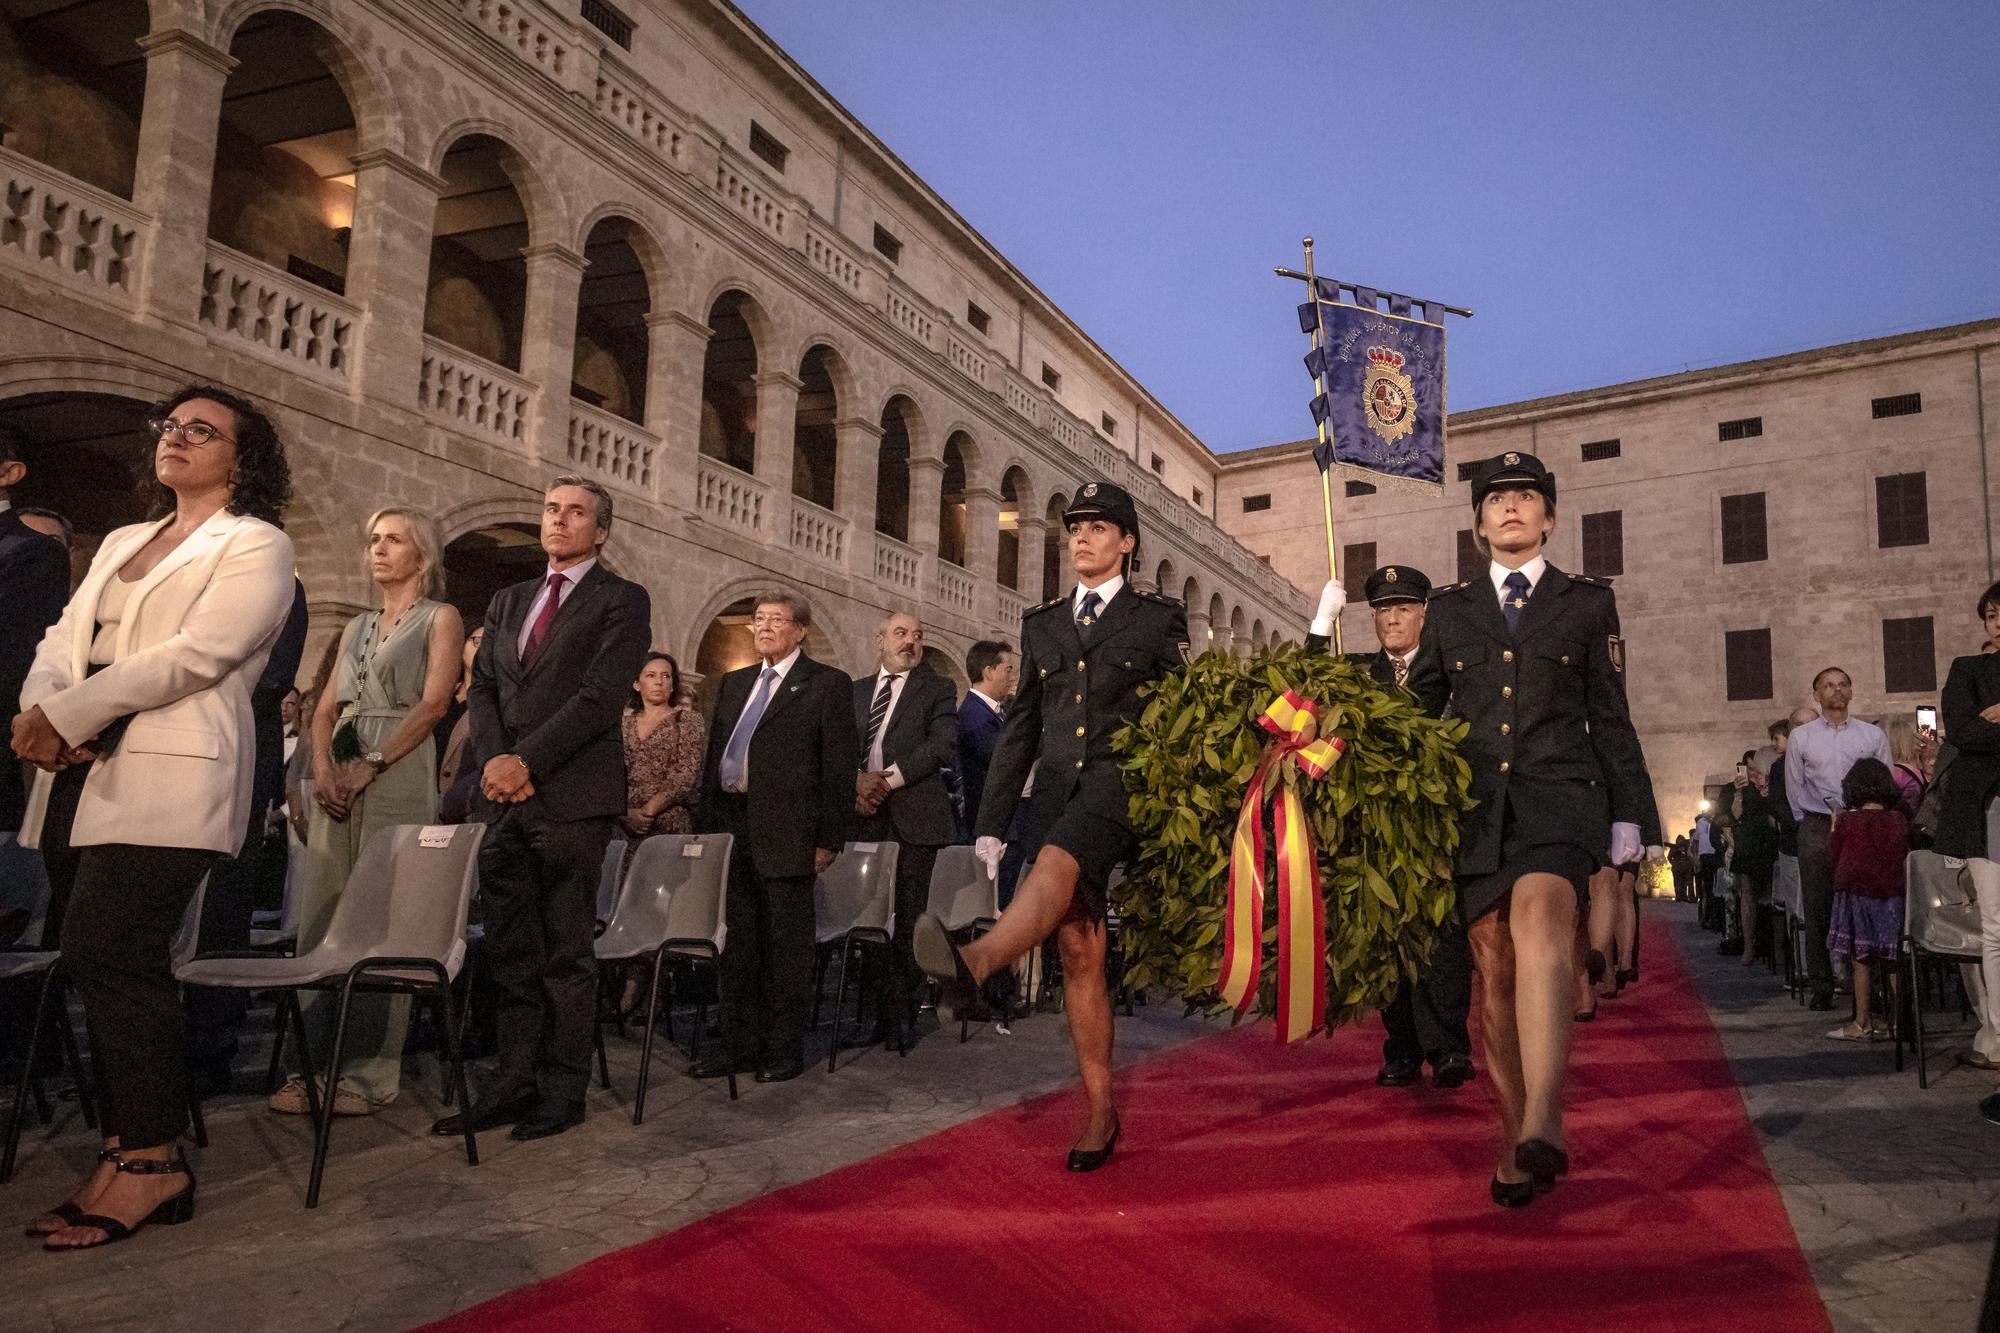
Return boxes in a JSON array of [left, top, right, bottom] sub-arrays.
[[1229, 605, 1248, 656], [425, 118, 562, 250], [572, 205, 674, 309], [211, 0, 401, 157], [1041, 491, 1069, 600], [938, 430, 975, 568], [696, 276, 781, 359], [685, 577, 854, 700], [1180, 574, 1202, 609], [423, 128, 554, 369], [874, 393, 925, 543], [1153, 557, 1176, 597], [791, 341, 848, 510], [573, 211, 667, 425], [920, 642, 968, 694], [699, 287, 770, 474], [1251, 617, 1266, 650], [1207, 593, 1227, 652], [996, 464, 1032, 592]]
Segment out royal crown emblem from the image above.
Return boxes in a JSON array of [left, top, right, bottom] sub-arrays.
[[1362, 345, 1415, 445], [1503, 451, 1520, 466]]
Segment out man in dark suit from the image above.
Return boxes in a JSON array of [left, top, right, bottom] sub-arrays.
[[0, 429, 70, 863], [850, 611, 959, 1046], [432, 476, 651, 1142], [955, 640, 1017, 845], [1308, 564, 1474, 1091], [915, 481, 1187, 1172], [694, 590, 856, 1084]]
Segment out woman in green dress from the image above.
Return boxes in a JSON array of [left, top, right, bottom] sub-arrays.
[[270, 508, 464, 1116]]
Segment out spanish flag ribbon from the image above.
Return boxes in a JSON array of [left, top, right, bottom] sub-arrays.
[[1217, 691, 1344, 1042]]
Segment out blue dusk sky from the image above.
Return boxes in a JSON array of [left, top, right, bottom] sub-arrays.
[[732, 0, 2000, 452]]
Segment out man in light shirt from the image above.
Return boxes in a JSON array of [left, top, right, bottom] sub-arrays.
[[1785, 667, 1890, 1010]]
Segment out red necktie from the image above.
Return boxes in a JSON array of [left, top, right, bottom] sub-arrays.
[[522, 572, 565, 667]]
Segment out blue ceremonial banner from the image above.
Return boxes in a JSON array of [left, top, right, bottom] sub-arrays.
[[1297, 296, 1446, 491]]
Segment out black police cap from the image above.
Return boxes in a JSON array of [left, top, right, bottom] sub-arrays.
[[1062, 480, 1141, 542], [1363, 564, 1431, 607], [1470, 450, 1557, 508]]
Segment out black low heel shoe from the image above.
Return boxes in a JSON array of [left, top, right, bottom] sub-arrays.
[[912, 913, 978, 1017], [1066, 1116, 1120, 1173], [1491, 1176, 1535, 1208], [1515, 1137, 1569, 1188], [43, 1151, 196, 1251]]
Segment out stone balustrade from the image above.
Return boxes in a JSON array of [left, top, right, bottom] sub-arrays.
[[0, 146, 143, 307], [418, 336, 534, 444], [567, 401, 658, 493], [199, 242, 357, 382], [806, 221, 863, 296], [873, 532, 921, 593], [936, 560, 976, 613], [789, 494, 850, 567], [885, 282, 936, 350], [696, 453, 770, 538]]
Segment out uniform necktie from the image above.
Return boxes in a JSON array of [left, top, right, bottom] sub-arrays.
[[1076, 589, 1102, 635], [719, 666, 778, 790], [521, 572, 566, 667], [866, 673, 901, 755], [1500, 570, 1530, 633], [1393, 656, 1409, 686]]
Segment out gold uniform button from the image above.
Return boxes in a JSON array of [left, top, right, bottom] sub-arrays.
[[1453, 660, 1463, 670], [1502, 650, 1514, 662], [1502, 686, 1513, 698], [1499, 761, 1511, 773], [1039, 668, 1048, 678], [1076, 660, 1086, 671], [1074, 693, 1083, 703], [1075, 726, 1086, 737], [1500, 723, 1511, 735], [1560, 655, 1570, 665], [1075, 759, 1084, 769]]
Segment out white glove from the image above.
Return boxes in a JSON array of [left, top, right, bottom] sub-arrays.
[[1310, 580, 1347, 638], [975, 836, 1004, 880], [1609, 822, 1642, 867], [1645, 844, 1665, 862]]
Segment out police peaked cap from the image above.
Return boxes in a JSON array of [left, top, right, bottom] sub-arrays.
[[1063, 480, 1141, 543], [1363, 564, 1431, 607], [1470, 451, 1557, 508]]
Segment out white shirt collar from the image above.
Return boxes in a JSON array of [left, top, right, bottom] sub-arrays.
[[1385, 644, 1418, 669], [759, 646, 802, 681], [876, 664, 911, 685], [1488, 555, 1547, 599], [0, 497, 11, 515], [547, 556, 596, 587], [970, 685, 1007, 713], [1074, 574, 1124, 614]]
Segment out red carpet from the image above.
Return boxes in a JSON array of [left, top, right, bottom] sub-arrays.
[[427, 911, 1828, 1332]]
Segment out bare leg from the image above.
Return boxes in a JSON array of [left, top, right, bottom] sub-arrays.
[[1852, 958, 1873, 1029], [43, 1142, 183, 1249], [1510, 875, 1578, 1153], [1586, 866, 1617, 988], [1468, 912, 1528, 1185], [960, 847, 1082, 985], [25, 1136, 119, 1234], [1738, 875, 1760, 966], [1614, 870, 1639, 973], [1055, 916, 1116, 1151]]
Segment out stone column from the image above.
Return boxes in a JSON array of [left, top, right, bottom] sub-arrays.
[[835, 415, 884, 565], [753, 370, 802, 557], [962, 482, 1001, 620], [1010, 510, 1047, 597], [1185, 606, 1211, 656], [519, 244, 589, 464], [645, 309, 712, 509], [346, 149, 446, 407], [907, 454, 945, 560], [131, 29, 236, 327]]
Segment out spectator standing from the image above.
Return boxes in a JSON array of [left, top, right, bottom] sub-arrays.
[[1937, 582, 2000, 1116], [0, 427, 70, 930], [436, 625, 484, 823], [1728, 747, 1780, 967], [272, 510, 462, 1117], [1786, 668, 1890, 1010], [955, 639, 1017, 844], [620, 651, 703, 842], [14, 386, 295, 1249], [1825, 758, 1909, 1041], [1880, 713, 1931, 818]]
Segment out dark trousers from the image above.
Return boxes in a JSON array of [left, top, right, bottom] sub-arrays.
[[1797, 813, 1835, 999], [61, 843, 218, 1148], [714, 796, 813, 1062], [1381, 915, 1473, 1065], [479, 807, 613, 1105], [855, 812, 938, 1026]]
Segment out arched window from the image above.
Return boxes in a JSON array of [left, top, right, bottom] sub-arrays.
[[699, 291, 760, 474], [875, 397, 919, 541], [997, 466, 1030, 590], [425, 135, 533, 369], [792, 346, 840, 509], [572, 217, 657, 424], [938, 432, 972, 567]]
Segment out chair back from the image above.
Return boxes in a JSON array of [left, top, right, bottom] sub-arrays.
[[815, 842, 899, 944], [169, 873, 212, 970], [1905, 850, 1982, 956], [1773, 853, 1802, 917], [596, 833, 733, 960], [303, 824, 487, 979], [924, 845, 997, 933], [594, 838, 631, 925]]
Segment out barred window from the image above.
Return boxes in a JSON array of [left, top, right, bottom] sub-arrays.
[[748, 121, 788, 172], [1041, 362, 1062, 392], [1871, 392, 1921, 419], [1724, 629, 1773, 701], [1882, 617, 1937, 693], [966, 302, 990, 335], [1581, 510, 1623, 577], [1241, 493, 1272, 513], [1875, 472, 1929, 548], [1720, 492, 1767, 564], [1456, 461, 1479, 483], [872, 224, 902, 263], [1580, 438, 1621, 462], [582, 0, 635, 48], [1718, 416, 1763, 442]]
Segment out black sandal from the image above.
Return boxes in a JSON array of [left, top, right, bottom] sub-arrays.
[[43, 1151, 196, 1251], [24, 1148, 122, 1237]]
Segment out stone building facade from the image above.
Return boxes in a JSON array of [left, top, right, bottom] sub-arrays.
[[1217, 318, 2000, 834], [0, 0, 1302, 702]]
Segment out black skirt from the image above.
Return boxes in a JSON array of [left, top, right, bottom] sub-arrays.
[[1036, 807, 1137, 923], [1457, 792, 1597, 924]]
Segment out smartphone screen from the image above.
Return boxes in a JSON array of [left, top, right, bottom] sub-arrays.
[[1734, 763, 1747, 781], [1917, 705, 1938, 731]]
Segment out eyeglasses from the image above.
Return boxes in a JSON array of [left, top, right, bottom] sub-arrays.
[[750, 614, 795, 629], [148, 417, 234, 447]]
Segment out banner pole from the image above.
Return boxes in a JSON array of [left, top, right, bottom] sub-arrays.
[[1302, 237, 1343, 655]]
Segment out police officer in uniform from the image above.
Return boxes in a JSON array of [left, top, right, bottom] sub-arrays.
[[914, 480, 1186, 1173], [1306, 564, 1475, 1090], [1392, 451, 1659, 1207]]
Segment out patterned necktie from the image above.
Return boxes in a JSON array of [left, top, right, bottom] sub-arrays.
[[1075, 589, 1102, 636], [866, 673, 901, 756], [719, 666, 778, 791], [1393, 656, 1409, 687], [1500, 570, 1531, 633], [521, 572, 566, 667]]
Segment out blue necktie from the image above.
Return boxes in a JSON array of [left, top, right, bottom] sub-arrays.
[[1500, 571, 1530, 633], [719, 666, 778, 791], [1076, 590, 1102, 636]]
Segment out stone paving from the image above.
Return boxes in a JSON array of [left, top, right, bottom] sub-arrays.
[[1669, 906, 1997, 1333], [7, 908, 1995, 1331]]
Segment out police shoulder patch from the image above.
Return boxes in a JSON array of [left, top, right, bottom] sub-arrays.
[[1607, 633, 1625, 673]]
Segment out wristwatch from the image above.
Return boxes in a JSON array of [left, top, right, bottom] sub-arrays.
[[365, 750, 388, 774]]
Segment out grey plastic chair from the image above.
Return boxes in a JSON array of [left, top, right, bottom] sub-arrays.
[[592, 832, 734, 1119], [924, 845, 998, 1043], [594, 837, 631, 927], [812, 841, 899, 1071], [174, 823, 486, 1208], [1905, 850, 1985, 1088], [249, 779, 310, 952]]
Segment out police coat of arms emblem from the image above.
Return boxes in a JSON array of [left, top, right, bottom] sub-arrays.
[[1362, 346, 1416, 445]]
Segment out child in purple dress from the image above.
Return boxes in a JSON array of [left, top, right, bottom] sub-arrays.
[[1826, 758, 1910, 1041]]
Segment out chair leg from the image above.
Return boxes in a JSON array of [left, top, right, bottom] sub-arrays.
[[594, 1013, 612, 1092], [811, 948, 828, 1031], [283, 992, 324, 1125], [711, 958, 738, 1102], [3, 965, 62, 1184], [634, 949, 669, 1126], [828, 938, 853, 1074], [435, 983, 478, 1168], [265, 993, 288, 1094], [306, 981, 359, 1209], [1910, 947, 1929, 1089]]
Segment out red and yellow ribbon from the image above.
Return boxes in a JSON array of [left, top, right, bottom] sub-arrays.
[[1217, 691, 1344, 1043]]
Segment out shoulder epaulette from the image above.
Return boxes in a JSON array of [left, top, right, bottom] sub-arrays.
[[1025, 595, 1068, 617], [1427, 581, 1472, 599], [1136, 589, 1184, 609], [1567, 573, 1611, 588]]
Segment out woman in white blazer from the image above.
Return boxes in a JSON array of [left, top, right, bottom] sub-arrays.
[[12, 385, 295, 1251]]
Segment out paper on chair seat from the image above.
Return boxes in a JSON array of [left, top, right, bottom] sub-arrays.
[[418, 826, 456, 849]]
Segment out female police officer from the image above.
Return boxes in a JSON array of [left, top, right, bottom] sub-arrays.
[[1394, 451, 1660, 1206], [914, 480, 1186, 1172]]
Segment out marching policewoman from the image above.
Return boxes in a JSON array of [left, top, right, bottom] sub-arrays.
[[914, 481, 1186, 1172], [1390, 451, 1660, 1207]]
